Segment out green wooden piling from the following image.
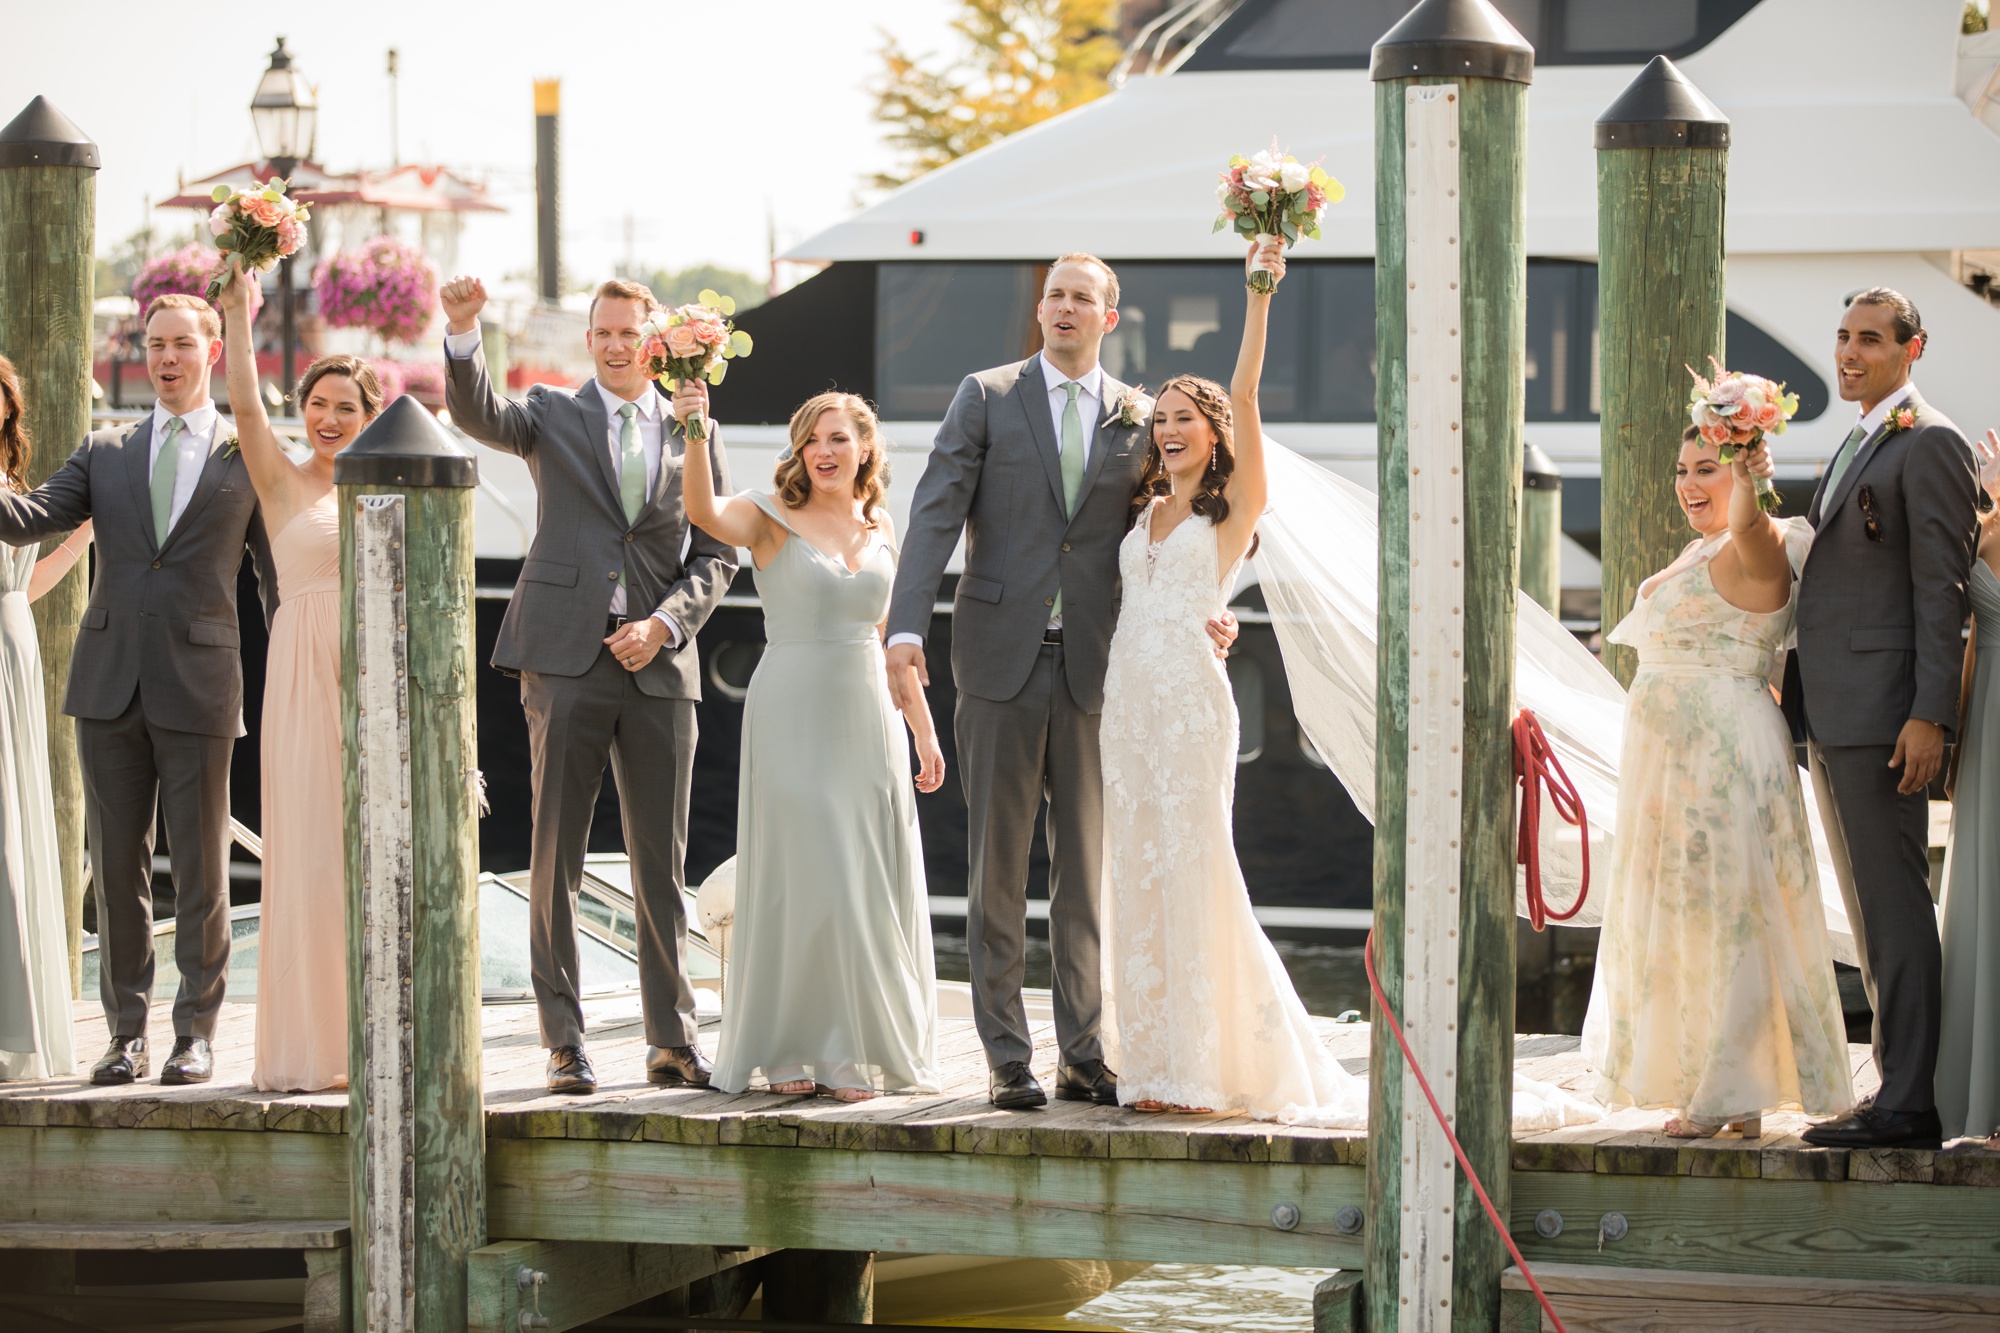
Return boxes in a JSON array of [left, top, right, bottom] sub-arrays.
[[1520, 443, 1562, 615], [1596, 56, 1729, 682], [0, 98, 98, 994], [339, 397, 482, 1332], [1367, 2, 1531, 1328]]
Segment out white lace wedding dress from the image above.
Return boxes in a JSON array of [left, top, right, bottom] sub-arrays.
[[1098, 499, 1369, 1126]]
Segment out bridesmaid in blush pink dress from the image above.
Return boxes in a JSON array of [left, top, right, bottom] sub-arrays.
[[219, 260, 381, 1091]]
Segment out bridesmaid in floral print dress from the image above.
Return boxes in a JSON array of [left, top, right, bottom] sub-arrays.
[[1583, 426, 1853, 1138]]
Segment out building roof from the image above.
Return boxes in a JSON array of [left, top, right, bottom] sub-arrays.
[[157, 160, 504, 214]]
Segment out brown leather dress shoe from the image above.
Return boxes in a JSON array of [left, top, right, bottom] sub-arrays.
[[89, 1036, 148, 1086], [159, 1037, 213, 1085], [546, 1045, 598, 1095], [646, 1045, 713, 1087]]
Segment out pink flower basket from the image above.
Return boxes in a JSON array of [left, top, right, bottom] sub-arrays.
[[314, 236, 439, 347], [134, 243, 262, 321]]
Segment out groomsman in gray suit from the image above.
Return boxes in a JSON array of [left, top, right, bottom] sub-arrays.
[[1786, 289, 1980, 1150], [0, 294, 276, 1086], [442, 275, 735, 1095], [887, 256, 1232, 1109]]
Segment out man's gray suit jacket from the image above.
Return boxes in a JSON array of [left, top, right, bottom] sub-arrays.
[[0, 417, 276, 738], [445, 352, 736, 699], [888, 357, 1149, 714], [1786, 385, 1979, 746]]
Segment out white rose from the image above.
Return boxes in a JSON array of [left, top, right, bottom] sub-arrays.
[[1279, 160, 1309, 192]]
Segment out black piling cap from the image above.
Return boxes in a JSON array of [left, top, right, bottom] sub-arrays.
[[1595, 55, 1730, 150], [1371, 0, 1534, 85], [1523, 441, 1561, 491], [335, 395, 478, 489], [0, 97, 100, 170]]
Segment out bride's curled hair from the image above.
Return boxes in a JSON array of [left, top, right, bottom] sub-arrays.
[[1130, 374, 1239, 529], [774, 391, 890, 525]]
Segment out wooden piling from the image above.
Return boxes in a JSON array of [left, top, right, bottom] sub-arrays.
[[1367, 2, 1531, 1328], [1595, 56, 1729, 683], [1520, 443, 1561, 615], [338, 396, 482, 1333], [0, 97, 98, 993], [762, 1250, 875, 1324]]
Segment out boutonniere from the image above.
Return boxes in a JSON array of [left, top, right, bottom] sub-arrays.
[[220, 435, 241, 460], [1116, 388, 1151, 429], [1881, 406, 1916, 438]]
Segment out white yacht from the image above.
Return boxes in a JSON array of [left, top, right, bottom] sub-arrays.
[[458, 0, 2000, 923]]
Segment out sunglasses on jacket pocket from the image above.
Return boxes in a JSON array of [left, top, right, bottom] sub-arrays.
[[1856, 484, 1884, 543]]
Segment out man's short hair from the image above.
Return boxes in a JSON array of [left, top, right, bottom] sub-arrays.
[[1047, 253, 1120, 310], [1845, 286, 1927, 347], [144, 293, 220, 341], [589, 278, 658, 324]]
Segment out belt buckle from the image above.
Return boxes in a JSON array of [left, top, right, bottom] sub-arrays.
[[1042, 629, 1063, 646]]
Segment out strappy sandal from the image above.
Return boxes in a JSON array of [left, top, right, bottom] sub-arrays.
[[817, 1084, 876, 1103]]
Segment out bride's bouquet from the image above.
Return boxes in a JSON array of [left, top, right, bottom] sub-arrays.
[[1213, 144, 1342, 293], [639, 291, 754, 444], [203, 178, 310, 302], [1687, 357, 1800, 513]]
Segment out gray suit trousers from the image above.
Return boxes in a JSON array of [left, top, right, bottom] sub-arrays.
[[956, 642, 1104, 1069], [1807, 741, 1941, 1112], [522, 648, 699, 1051], [79, 692, 235, 1040]]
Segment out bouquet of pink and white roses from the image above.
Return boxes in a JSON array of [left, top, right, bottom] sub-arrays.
[[204, 178, 310, 302], [639, 290, 754, 444], [1213, 145, 1342, 294], [1687, 356, 1801, 513]]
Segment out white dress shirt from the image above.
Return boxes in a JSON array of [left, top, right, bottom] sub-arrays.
[[148, 400, 220, 534], [887, 353, 1105, 650], [445, 326, 681, 644]]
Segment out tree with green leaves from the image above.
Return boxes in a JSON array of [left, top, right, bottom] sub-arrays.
[[646, 263, 767, 313], [869, 0, 1122, 193]]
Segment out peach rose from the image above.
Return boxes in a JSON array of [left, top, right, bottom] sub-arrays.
[[665, 324, 703, 358], [243, 196, 285, 228], [1751, 399, 1783, 432], [690, 318, 727, 347]]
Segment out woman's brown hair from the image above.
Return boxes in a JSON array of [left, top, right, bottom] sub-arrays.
[[1130, 374, 1240, 529], [297, 355, 385, 419], [774, 393, 889, 524], [0, 355, 31, 493]]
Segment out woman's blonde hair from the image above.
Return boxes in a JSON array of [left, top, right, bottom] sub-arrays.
[[774, 393, 889, 524]]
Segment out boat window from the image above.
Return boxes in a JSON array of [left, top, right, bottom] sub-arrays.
[[707, 640, 763, 702], [1309, 263, 1378, 422], [1179, 0, 1760, 71], [877, 264, 1044, 418], [1725, 310, 1829, 423], [1526, 261, 1597, 423], [1230, 655, 1266, 763], [1102, 264, 1308, 418]]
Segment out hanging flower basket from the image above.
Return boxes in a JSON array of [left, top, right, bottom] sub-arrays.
[[314, 235, 439, 347], [134, 243, 263, 320]]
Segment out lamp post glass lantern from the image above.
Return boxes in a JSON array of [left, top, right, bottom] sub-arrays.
[[251, 36, 316, 402]]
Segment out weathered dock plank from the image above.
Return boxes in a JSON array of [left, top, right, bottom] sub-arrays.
[[0, 1127, 349, 1224]]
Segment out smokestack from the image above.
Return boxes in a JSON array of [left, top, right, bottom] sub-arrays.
[[534, 79, 560, 305]]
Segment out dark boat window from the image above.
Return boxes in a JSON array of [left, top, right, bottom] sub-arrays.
[[1180, 0, 1760, 71], [877, 264, 1044, 419], [1309, 262, 1378, 422], [1103, 263, 1308, 419], [1230, 655, 1266, 763], [1725, 310, 1829, 423]]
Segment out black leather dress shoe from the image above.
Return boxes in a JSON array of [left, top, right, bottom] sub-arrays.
[[646, 1045, 713, 1087], [546, 1045, 598, 1095], [1802, 1102, 1943, 1151], [989, 1061, 1047, 1110], [1055, 1060, 1119, 1105], [89, 1036, 148, 1086], [159, 1037, 213, 1085]]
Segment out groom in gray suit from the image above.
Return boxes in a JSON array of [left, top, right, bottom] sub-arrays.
[[442, 276, 735, 1095], [888, 256, 1231, 1109], [1787, 289, 1980, 1151], [0, 294, 276, 1086]]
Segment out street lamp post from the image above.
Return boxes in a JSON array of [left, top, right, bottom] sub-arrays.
[[251, 36, 317, 405]]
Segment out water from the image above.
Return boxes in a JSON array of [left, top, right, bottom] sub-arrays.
[[931, 931, 1370, 1019]]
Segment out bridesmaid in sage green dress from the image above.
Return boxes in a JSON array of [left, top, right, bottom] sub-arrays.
[[1939, 428, 2000, 1144], [680, 387, 944, 1100]]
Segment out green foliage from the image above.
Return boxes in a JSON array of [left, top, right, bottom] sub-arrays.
[[1968, 0, 1989, 33], [868, 0, 1121, 193], [645, 264, 767, 312]]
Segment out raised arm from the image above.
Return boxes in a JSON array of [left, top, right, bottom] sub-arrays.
[[1218, 237, 1281, 570], [217, 257, 310, 528], [439, 276, 543, 456], [653, 383, 741, 650], [1722, 440, 1791, 587], [670, 380, 784, 564]]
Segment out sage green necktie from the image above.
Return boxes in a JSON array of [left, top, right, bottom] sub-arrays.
[[618, 402, 644, 590], [1053, 382, 1086, 620], [1822, 421, 1870, 503], [150, 416, 185, 544]]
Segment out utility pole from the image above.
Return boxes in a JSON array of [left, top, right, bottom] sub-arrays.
[[1365, 0, 1532, 1328], [388, 49, 401, 169]]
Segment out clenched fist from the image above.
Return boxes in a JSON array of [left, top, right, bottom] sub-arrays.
[[440, 276, 488, 334]]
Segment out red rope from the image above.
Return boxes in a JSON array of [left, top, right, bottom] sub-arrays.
[[1364, 932, 1568, 1333], [1513, 708, 1590, 931]]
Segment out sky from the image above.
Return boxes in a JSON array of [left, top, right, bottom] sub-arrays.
[[1, 0, 961, 284]]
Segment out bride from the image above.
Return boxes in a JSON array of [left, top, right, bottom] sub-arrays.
[[1099, 238, 1368, 1126]]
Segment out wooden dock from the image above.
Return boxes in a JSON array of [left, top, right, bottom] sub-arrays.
[[4, 999, 2000, 1330]]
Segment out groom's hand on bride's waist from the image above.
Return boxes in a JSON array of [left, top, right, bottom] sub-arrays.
[[1890, 717, 1946, 795], [1206, 610, 1240, 659], [886, 642, 928, 709]]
